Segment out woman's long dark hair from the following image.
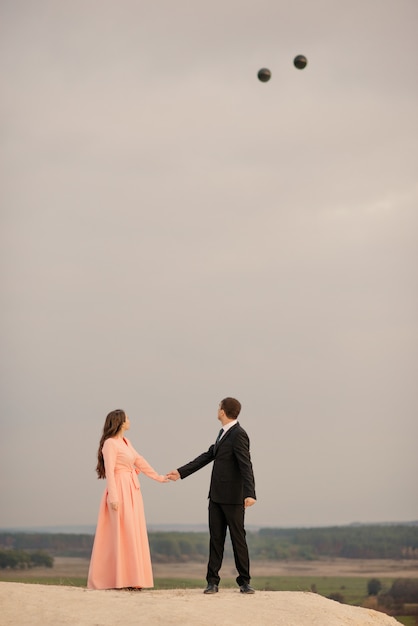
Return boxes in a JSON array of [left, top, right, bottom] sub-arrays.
[[96, 409, 126, 479]]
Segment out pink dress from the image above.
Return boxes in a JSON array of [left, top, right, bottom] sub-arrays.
[[87, 437, 166, 590]]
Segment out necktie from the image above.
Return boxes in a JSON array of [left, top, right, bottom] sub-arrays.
[[215, 428, 224, 444]]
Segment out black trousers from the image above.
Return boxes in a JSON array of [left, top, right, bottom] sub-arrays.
[[206, 499, 250, 586]]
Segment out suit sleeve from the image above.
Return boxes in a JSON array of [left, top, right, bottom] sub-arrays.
[[233, 429, 256, 500], [177, 446, 215, 479]]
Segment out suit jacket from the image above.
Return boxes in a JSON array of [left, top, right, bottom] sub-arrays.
[[178, 422, 256, 505]]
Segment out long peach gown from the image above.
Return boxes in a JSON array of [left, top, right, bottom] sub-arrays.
[[87, 436, 166, 590]]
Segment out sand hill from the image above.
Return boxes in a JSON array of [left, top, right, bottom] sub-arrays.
[[0, 582, 400, 625]]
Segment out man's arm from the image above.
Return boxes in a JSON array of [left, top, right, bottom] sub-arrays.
[[233, 430, 256, 501], [167, 446, 215, 481]]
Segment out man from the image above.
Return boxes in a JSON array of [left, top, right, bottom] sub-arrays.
[[167, 397, 256, 594]]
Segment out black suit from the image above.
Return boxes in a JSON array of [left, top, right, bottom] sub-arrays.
[[178, 422, 256, 586]]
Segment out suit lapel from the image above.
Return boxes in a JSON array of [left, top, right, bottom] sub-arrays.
[[214, 422, 238, 453]]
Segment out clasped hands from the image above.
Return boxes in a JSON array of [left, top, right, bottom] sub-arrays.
[[166, 469, 180, 481]]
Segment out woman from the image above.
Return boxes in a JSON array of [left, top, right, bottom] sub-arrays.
[[87, 409, 168, 590]]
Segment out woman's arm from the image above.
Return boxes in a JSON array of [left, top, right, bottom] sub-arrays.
[[102, 439, 119, 507], [134, 453, 168, 482]]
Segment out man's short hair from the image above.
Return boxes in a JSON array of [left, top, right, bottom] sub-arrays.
[[220, 397, 241, 419]]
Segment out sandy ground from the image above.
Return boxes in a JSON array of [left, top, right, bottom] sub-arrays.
[[0, 582, 401, 626]]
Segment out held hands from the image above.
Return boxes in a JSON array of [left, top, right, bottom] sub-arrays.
[[244, 497, 256, 508], [166, 469, 180, 481]]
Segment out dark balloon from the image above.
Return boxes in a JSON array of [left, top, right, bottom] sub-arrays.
[[257, 68, 271, 82], [294, 55, 308, 69]]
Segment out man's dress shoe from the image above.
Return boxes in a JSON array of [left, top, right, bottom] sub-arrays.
[[239, 583, 255, 594], [203, 583, 219, 594]]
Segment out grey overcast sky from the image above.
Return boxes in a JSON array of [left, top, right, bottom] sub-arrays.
[[1, 0, 417, 530]]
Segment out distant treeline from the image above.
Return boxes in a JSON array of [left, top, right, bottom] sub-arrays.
[[0, 533, 93, 558], [0, 549, 53, 569], [0, 525, 417, 562], [256, 525, 418, 560]]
